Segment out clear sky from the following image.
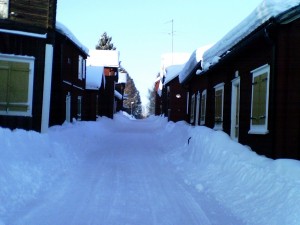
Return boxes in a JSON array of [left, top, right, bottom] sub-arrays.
[[56, 0, 262, 108]]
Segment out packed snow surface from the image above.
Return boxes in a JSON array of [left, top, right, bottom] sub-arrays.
[[1, 113, 300, 224]]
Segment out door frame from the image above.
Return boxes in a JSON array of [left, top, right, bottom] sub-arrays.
[[231, 76, 240, 141]]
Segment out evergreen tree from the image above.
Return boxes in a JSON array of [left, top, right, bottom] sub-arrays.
[[124, 75, 142, 118], [147, 86, 156, 116], [95, 32, 116, 50]]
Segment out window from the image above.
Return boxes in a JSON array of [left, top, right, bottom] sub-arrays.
[[249, 64, 270, 134], [214, 83, 224, 130], [78, 56, 86, 80], [186, 92, 189, 114], [190, 94, 195, 124], [195, 91, 200, 125], [0, 54, 35, 117], [200, 89, 207, 125], [0, 0, 9, 19], [77, 96, 82, 121]]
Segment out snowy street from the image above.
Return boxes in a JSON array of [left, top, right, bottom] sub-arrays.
[[9, 115, 239, 225], [2, 113, 300, 225]]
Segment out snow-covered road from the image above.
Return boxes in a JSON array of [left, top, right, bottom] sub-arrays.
[[11, 116, 241, 225]]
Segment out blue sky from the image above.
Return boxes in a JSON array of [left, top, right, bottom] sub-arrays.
[[56, 0, 262, 107]]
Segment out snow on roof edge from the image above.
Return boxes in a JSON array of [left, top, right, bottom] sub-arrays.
[[164, 64, 185, 85], [178, 44, 212, 84], [202, 0, 300, 69], [56, 22, 89, 55]]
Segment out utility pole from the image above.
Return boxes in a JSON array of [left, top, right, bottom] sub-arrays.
[[164, 19, 175, 64]]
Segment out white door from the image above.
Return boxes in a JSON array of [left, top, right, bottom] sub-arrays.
[[66, 92, 71, 123], [231, 77, 240, 141]]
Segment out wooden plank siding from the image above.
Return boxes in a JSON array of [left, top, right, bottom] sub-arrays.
[[273, 20, 300, 159], [0, 32, 46, 131], [180, 16, 300, 159], [9, 0, 56, 30], [163, 77, 187, 122], [50, 31, 88, 126]]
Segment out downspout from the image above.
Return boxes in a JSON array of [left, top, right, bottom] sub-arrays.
[[41, 44, 54, 133]]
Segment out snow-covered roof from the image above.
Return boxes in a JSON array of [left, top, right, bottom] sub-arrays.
[[87, 50, 120, 67], [56, 22, 89, 55], [202, 0, 300, 70], [160, 52, 190, 70], [86, 66, 104, 90], [178, 45, 212, 83], [118, 72, 127, 84], [164, 64, 185, 85]]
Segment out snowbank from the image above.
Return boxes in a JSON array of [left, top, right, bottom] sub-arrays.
[[1, 114, 300, 224], [162, 122, 300, 225]]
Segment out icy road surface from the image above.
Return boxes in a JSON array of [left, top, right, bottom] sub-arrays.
[[12, 117, 241, 225]]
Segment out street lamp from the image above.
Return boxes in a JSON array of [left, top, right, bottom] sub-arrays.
[[131, 101, 134, 115]]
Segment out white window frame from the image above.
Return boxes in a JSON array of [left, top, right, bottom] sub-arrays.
[[0, 0, 9, 19], [186, 92, 189, 114], [82, 59, 86, 79], [77, 96, 82, 121], [249, 64, 270, 135], [66, 92, 71, 123], [214, 82, 225, 130], [78, 55, 83, 80], [200, 89, 207, 125], [231, 76, 240, 141], [0, 54, 35, 117]]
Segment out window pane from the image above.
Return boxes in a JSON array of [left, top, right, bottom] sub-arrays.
[[201, 94, 206, 121], [259, 73, 268, 125], [252, 76, 260, 125], [252, 73, 267, 125], [215, 89, 222, 122]]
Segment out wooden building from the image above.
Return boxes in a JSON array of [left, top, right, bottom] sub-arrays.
[[180, 2, 300, 159], [85, 66, 105, 121], [162, 64, 187, 122], [49, 22, 88, 126], [115, 71, 127, 112], [0, 0, 57, 132], [87, 50, 120, 119]]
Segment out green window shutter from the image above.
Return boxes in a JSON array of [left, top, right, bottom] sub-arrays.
[[8, 62, 30, 112], [0, 63, 9, 111], [252, 73, 267, 125]]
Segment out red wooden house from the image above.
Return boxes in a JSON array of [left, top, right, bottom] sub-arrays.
[[49, 22, 89, 126], [87, 50, 119, 119], [180, 2, 300, 159], [0, 0, 57, 132], [162, 64, 187, 122], [85, 66, 105, 121]]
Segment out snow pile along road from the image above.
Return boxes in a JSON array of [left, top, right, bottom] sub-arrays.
[[1, 112, 300, 224]]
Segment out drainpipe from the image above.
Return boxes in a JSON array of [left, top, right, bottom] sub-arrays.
[[41, 44, 54, 133]]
